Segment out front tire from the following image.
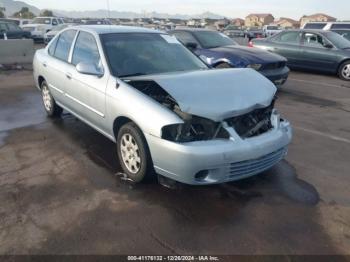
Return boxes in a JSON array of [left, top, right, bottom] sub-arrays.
[[117, 122, 154, 183], [41, 80, 63, 117], [338, 61, 350, 81]]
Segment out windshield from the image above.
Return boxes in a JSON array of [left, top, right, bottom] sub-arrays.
[[325, 31, 350, 49], [101, 33, 208, 77], [32, 18, 51, 24], [192, 31, 237, 49]]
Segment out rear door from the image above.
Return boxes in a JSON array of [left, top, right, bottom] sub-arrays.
[[300, 32, 338, 72], [45, 29, 77, 104], [266, 31, 303, 67]]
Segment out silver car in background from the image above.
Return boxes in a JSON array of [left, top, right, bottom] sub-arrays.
[[33, 26, 292, 185]]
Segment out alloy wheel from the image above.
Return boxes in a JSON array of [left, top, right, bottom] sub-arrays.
[[342, 64, 350, 80], [42, 85, 52, 112], [120, 133, 142, 174]]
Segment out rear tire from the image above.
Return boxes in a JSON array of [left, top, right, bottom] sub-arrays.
[[338, 61, 350, 81], [41, 80, 63, 117], [117, 122, 154, 183]]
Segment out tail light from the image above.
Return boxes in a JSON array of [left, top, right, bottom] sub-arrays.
[[248, 41, 254, 47]]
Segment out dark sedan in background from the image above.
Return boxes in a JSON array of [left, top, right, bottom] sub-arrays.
[[251, 30, 350, 81], [0, 21, 32, 39], [170, 29, 290, 87]]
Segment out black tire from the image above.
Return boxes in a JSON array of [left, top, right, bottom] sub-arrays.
[[41, 80, 63, 117], [116, 122, 154, 183], [338, 61, 350, 81], [215, 62, 232, 69]]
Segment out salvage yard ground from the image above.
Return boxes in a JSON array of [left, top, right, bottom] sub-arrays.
[[0, 69, 350, 255]]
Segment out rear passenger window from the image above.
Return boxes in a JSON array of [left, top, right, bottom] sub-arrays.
[[331, 24, 350, 29], [54, 30, 77, 62], [274, 31, 301, 44], [72, 31, 100, 66], [48, 37, 58, 55]]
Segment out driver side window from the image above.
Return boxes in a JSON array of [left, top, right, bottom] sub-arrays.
[[173, 31, 198, 46], [72, 31, 101, 67], [303, 33, 327, 48]]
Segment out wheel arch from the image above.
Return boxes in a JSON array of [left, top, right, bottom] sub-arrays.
[[38, 75, 46, 89], [337, 58, 350, 72]]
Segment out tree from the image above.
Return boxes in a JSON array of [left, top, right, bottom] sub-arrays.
[[0, 10, 4, 18], [40, 10, 54, 17], [12, 7, 35, 19]]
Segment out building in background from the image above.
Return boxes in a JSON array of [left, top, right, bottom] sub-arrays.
[[273, 17, 300, 29], [300, 13, 336, 27], [231, 18, 245, 27], [245, 13, 274, 27]]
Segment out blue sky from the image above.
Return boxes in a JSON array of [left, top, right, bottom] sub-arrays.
[[25, 0, 350, 20]]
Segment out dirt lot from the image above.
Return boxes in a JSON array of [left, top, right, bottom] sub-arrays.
[[0, 69, 350, 255]]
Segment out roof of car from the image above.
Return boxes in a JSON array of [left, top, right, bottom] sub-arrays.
[[69, 25, 162, 34], [170, 28, 214, 32]]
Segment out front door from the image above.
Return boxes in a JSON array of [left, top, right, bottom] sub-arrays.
[[65, 31, 108, 128], [300, 32, 338, 72]]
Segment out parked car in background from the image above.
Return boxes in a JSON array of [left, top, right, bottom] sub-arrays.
[[0, 21, 32, 39], [22, 17, 65, 42], [332, 29, 350, 41], [251, 30, 350, 80], [263, 25, 282, 37], [44, 24, 76, 44], [302, 22, 350, 30], [223, 25, 244, 37], [244, 27, 264, 40], [0, 18, 32, 27], [33, 26, 292, 185], [82, 19, 112, 25], [170, 28, 290, 87]]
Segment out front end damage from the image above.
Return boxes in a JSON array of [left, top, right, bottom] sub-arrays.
[[124, 69, 292, 185]]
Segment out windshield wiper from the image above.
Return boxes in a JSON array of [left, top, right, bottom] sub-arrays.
[[119, 73, 147, 78]]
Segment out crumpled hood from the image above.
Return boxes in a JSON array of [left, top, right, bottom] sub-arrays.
[[210, 45, 286, 64], [129, 68, 276, 122]]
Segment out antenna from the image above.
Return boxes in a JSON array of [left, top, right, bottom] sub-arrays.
[[106, 0, 111, 29]]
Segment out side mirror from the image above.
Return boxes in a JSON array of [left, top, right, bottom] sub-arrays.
[[324, 43, 333, 49], [76, 62, 104, 77], [185, 42, 198, 50]]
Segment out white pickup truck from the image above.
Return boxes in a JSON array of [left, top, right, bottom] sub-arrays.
[[263, 25, 282, 37], [22, 17, 64, 42]]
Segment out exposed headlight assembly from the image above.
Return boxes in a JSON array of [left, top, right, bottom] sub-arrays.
[[161, 108, 230, 143], [247, 64, 262, 71]]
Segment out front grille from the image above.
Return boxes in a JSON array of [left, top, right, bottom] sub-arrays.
[[228, 147, 287, 178], [261, 61, 286, 71], [226, 102, 274, 139], [23, 27, 35, 32]]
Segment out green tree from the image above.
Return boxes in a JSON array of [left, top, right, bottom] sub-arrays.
[[40, 10, 54, 17], [12, 7, 35, 19], [0, 10, 5, 18]]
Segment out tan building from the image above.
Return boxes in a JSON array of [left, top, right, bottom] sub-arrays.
[[245, 13, 274, 27], [300, 13, 336, 27], [231, 18, 245, 27], [273, 17, 300, 29]]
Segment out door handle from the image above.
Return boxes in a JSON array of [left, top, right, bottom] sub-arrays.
[[66, 73, 72, 80], [42, 62, 47, 67]]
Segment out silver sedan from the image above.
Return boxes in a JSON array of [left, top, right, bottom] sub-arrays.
[[33, 25, 292, 185]]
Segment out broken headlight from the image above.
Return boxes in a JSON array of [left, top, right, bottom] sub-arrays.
[[161, 115, 230, 143]]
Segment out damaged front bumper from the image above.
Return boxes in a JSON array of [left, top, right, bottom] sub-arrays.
[[145, 119, 292, 185]]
